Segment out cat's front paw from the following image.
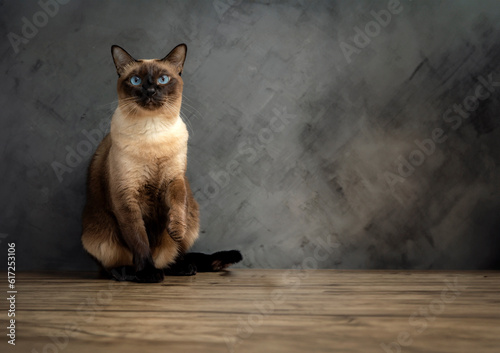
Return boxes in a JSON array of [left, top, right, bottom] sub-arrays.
[[135, 266, 164, 283], [168, 219, 187, 242]]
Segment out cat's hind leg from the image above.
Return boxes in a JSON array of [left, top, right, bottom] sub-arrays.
[[153, 228, 198, 276], [81, 211, 138, 279], [83, 231, 164, 283], [81, 228, 133, 270]]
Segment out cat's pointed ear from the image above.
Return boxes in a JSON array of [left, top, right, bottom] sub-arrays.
[[161, 44, 187, 76], [111, 45, 136, 76]]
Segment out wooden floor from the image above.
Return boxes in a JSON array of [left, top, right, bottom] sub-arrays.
[[1, 270, 499, 353]]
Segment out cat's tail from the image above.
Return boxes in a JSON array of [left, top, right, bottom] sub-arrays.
[[164, 250, 243, 276]]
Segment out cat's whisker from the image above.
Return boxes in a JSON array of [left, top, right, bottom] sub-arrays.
[[162, 100, 194, 136], [180, 106, 199, 120], [180, 111, 195, 136], [98, 97, 136, 110], [181, 96, 204, 119], [180, 94, 200, 107], [179, 105, 203, 134], [181, 94, 201, 106]]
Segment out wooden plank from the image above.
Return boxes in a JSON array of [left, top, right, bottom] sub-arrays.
[[1, 270, 499, 353]]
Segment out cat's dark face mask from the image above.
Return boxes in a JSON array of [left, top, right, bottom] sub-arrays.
[[111, 44, 186, 114], [122, 63, 180, 111]]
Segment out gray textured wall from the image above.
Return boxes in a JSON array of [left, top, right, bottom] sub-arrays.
[[1, 0, 499, 271]]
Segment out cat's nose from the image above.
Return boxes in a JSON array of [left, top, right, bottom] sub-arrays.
[[146, 87, 156, 97]]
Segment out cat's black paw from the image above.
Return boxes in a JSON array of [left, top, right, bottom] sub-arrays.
[[135, 266, 165, 283], [211, 250, 243, 271]]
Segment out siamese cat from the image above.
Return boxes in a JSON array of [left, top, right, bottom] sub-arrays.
[[81, 44, 242, 282]]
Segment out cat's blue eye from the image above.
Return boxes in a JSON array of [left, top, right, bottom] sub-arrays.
[[158, 75, 169, 84], [130, 76, 142, 85]]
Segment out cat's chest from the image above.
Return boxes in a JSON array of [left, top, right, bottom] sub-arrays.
[[110, 116, 188, 186]]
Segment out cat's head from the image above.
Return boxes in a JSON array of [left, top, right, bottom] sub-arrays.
[[111, 44, 187, 116]]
